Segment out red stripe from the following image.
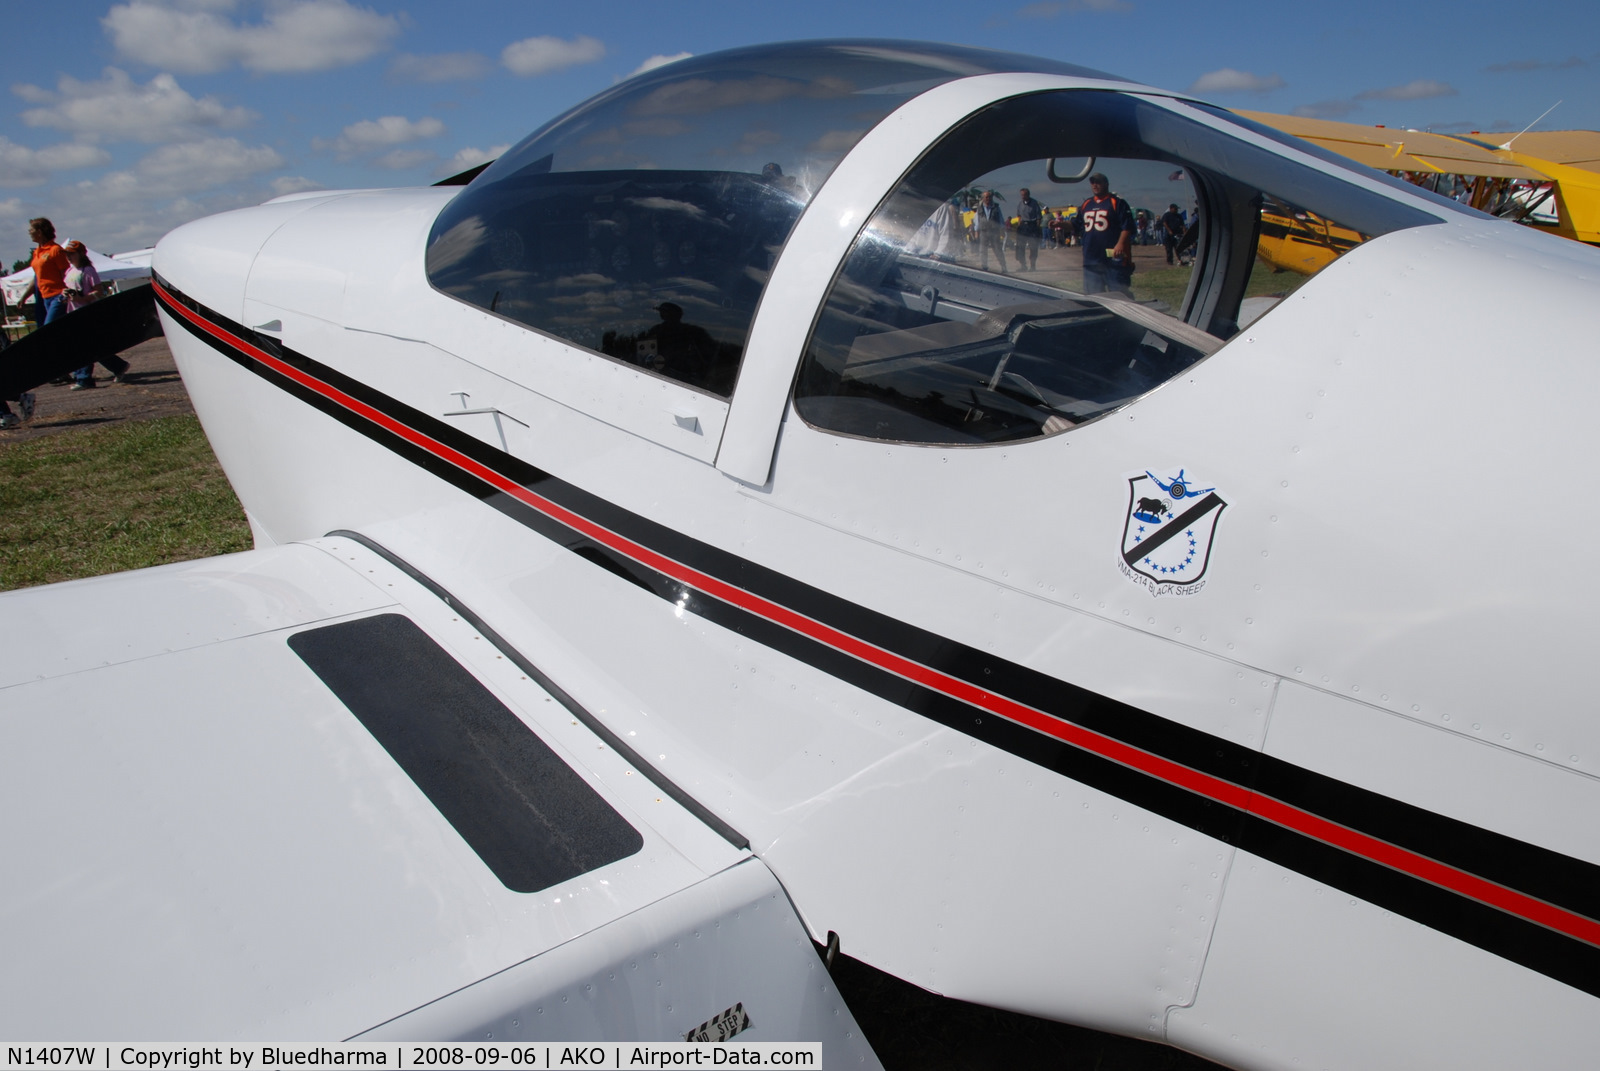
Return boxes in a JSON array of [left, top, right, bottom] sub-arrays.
[[156, 282, 1600, 951]]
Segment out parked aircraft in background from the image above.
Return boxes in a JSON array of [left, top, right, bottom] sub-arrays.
[[5, 41, 1600, 1071], [1240, 110, 1600, 248]]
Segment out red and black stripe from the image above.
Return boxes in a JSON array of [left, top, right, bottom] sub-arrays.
[[155, 276, 1600, 998]]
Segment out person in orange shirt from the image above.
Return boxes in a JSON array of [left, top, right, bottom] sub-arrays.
[[25, 217, 69, 327], [0, 218, 63, 426], [23, 217, 96, 388]]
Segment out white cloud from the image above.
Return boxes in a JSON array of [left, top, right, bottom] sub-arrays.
[[48, 177, 262, 252], [316, 115, 446, 158], [809, 129, 864, 153], [0, 197, 23, 221], [627, 52, 692, 79], [16, 68, 255, 144], [374, 148, 436, 170], [437, 143, 511, 176], [1016, 0, 1133, 16], [103, 0, 400, 74], [134, 137, 283, 191], [388, 51, 492, 83], [0, 137, 113, 187], [1357, 79, 1458, 101], [31, 136, 286, 250], [630, 75, 829, 118], [1486, 56, 1586, 73], [1188, 68, 1286, 94], [501, 35, 605, 77], [271, 175, 323, 195]]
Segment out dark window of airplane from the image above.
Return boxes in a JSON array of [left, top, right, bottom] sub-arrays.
[[425, 41, 1108, 398], [794, 90, 1439, 445]]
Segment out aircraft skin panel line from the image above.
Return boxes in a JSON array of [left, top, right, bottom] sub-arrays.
[[0, 546, 754, 1040], [152, 274, 1600, 1001], [353, 858, 881, 1066], [324, 527, 751, 852]]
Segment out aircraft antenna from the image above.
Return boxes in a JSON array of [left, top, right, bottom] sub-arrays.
[[1501, 100, 1562, 150]]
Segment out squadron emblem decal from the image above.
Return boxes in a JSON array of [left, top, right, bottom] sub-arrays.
[[1119, 469, 1227, 596]]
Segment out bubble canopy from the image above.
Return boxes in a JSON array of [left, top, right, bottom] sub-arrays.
[[425, 41, 1114, 397]]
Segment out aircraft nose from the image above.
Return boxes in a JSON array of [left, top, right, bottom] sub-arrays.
[[154, 196, 337, 324]]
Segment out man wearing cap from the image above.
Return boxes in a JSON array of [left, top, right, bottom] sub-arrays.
[[1078, 173, 1135, 294], [1160, 203, 1185, 266], [971, 189, 1008, 274], [641, 302, 715, 387], [62, 239, 132, 388], [1014, 187, 1044, 271]]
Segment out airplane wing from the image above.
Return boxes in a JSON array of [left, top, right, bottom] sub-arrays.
[[1474, 130, 1600, 171], [0, 537, 874, 1057], [1235, 110, 1546, 179], [0, 285, 162, 398], [1237, 110, 1600, 242], [1473, 132, 1600, 242]]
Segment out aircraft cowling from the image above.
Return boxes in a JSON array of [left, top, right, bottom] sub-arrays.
[[155, 192, 354, 324]]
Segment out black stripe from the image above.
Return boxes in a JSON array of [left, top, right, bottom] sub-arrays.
[[1123, 492, 1224, 565], [155, 279, 1600, 996], [1256, 220, 1361, 251]]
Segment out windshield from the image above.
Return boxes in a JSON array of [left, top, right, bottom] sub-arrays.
[[426, 40, 1112, 396]]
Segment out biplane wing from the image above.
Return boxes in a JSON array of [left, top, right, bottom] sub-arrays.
[[1476, 129, 1600, 171], [1239, 109, 1600, 244]]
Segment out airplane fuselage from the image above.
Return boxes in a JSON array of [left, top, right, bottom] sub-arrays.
[[10, 42, 1600, 1069]]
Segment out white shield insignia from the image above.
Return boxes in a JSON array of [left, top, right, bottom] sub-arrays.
[[1119, 468, 1226, 596]]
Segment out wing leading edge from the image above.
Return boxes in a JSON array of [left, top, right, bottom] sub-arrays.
[[0, 539, 873, 1060]]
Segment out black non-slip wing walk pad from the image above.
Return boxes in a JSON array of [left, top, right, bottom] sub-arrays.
[[289, 613, 644, 893], [0, 285, 163, 398]]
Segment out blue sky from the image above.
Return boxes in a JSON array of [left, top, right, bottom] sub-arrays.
[[3, 0, 1596, 258]]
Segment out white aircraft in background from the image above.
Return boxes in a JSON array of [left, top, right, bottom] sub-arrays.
[[4, 40, 1599, 1071]]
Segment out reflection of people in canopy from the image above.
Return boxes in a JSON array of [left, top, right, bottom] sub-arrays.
[[643, 302, 716, 387], [909, 197, 965, 261], [760, 162, 796, 192]]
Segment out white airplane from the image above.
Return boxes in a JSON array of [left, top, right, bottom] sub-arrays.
[[4, 40, 1599, 1070]]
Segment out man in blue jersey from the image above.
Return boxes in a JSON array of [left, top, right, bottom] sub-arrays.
[[1078, 172, 1135, 294]]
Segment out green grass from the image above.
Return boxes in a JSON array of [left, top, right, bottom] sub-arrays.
[[0, 414, 251, 591], [1243, 257, 1312, 299], [1130, 258, 1313, 309], [1129, 263, 1195, 309]]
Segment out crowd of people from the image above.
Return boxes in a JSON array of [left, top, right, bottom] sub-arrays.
[[1, 216, 129, 431], [912, 175, 1202, 291]]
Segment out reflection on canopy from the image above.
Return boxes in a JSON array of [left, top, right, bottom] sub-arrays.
[[426, 41, 1111, 397]]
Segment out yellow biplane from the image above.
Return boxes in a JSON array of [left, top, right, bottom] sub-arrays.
[[1238, 112, 1600, 273], [1256, 196, 1367, 275]]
